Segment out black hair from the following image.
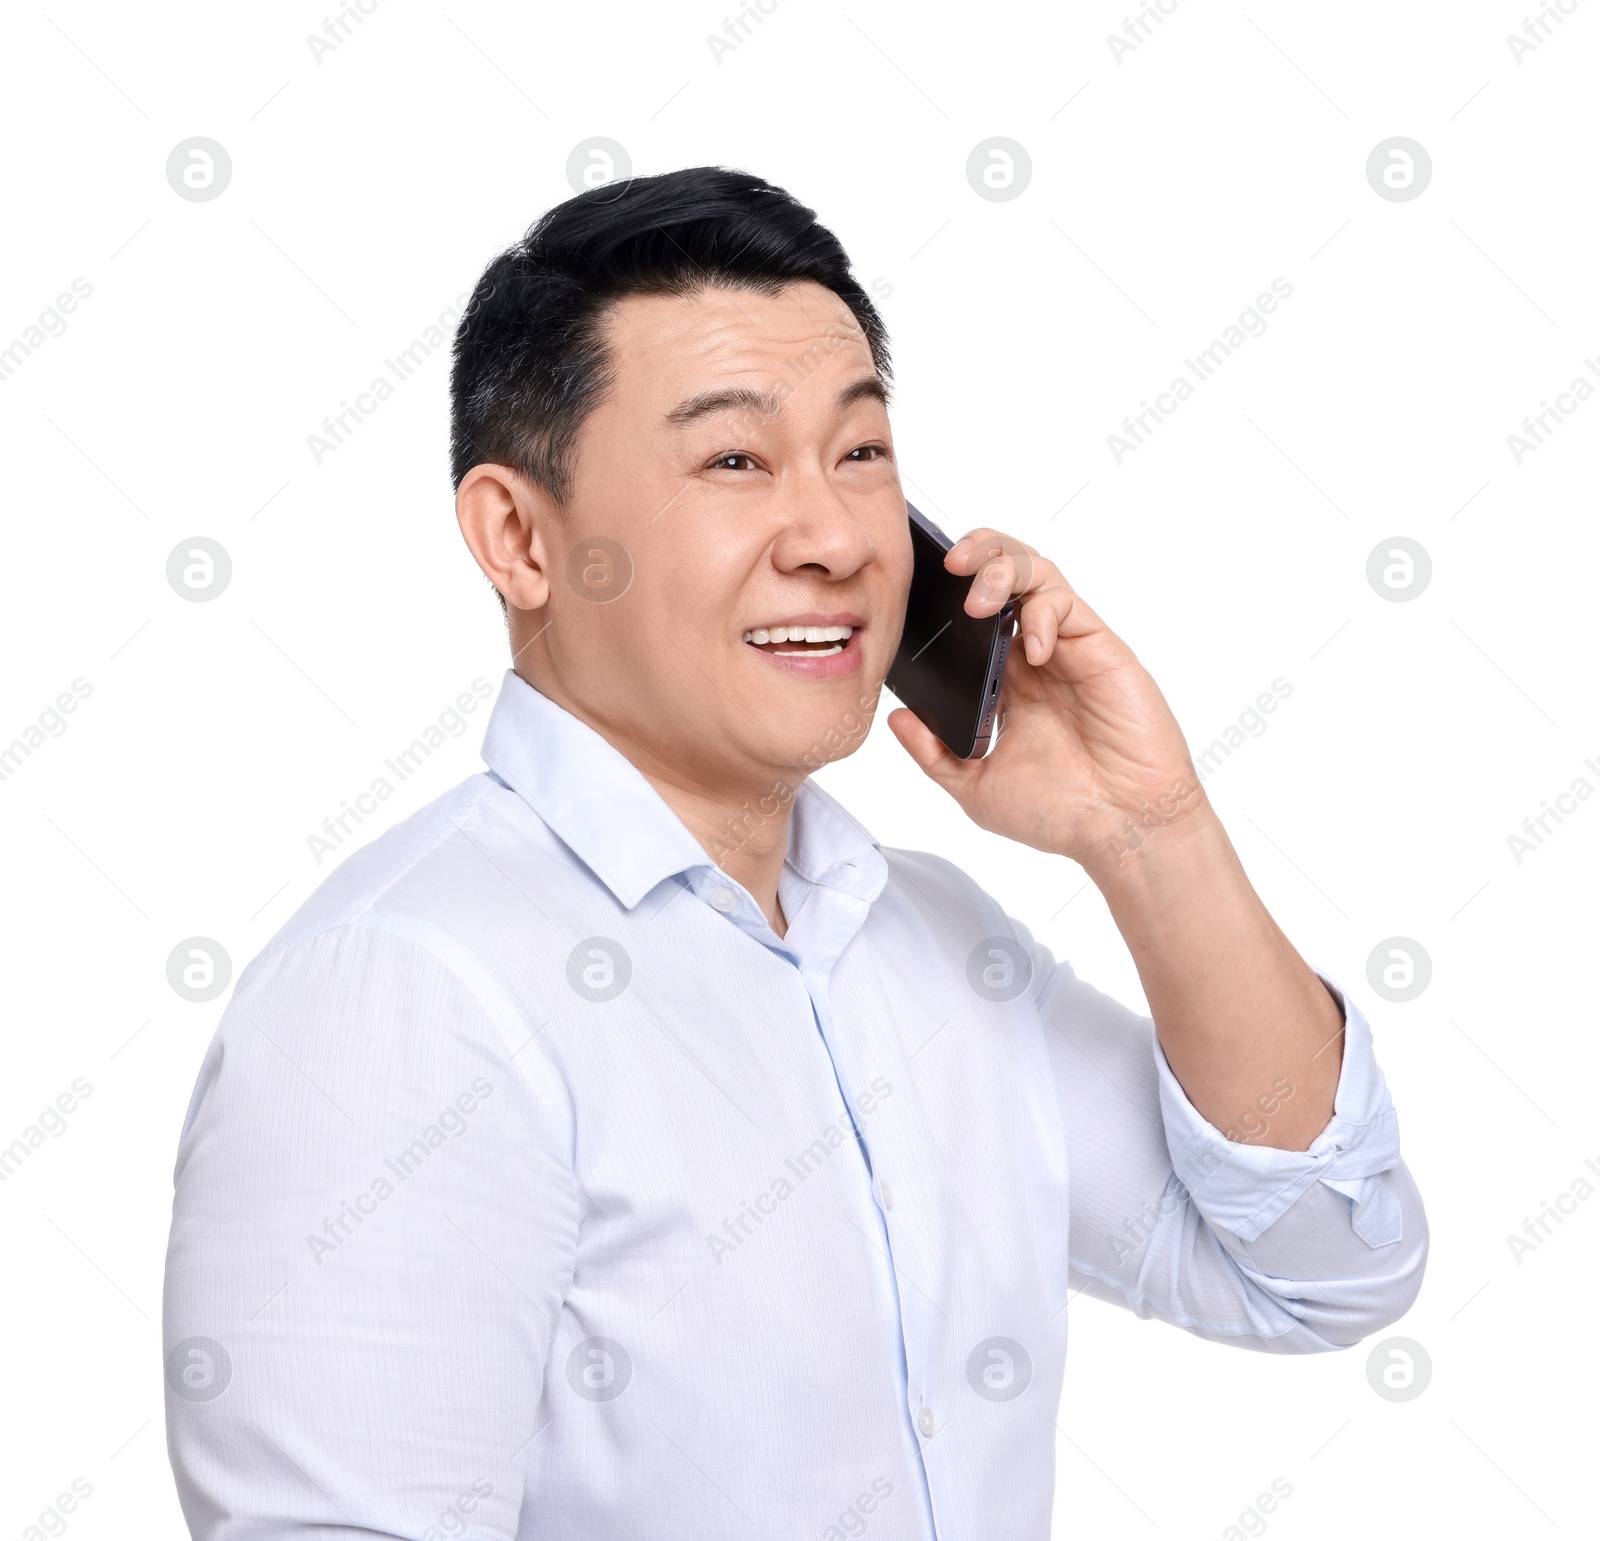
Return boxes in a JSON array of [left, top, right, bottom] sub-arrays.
[[448, 165, 892, 512]]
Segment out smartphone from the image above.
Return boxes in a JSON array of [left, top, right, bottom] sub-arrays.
[[886, 502, 1017, 760]]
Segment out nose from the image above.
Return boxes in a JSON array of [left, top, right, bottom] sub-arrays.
[[768, 481, 878, 580]]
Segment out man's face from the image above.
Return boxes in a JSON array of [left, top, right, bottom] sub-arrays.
[[529, 279, 912, 790]]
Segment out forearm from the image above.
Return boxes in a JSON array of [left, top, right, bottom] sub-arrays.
[[1041, 910, 1426, 1352], [1082, 797, 1343, 1152]]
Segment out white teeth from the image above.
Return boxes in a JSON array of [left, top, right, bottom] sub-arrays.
[[742, 624, 854, 644]]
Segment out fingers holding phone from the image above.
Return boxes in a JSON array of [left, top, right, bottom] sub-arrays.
[[887, 502, 1201, 864], [941, 527, 1101, 671]]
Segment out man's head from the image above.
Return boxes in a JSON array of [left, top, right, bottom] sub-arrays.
[[451, 167, 912, 807]]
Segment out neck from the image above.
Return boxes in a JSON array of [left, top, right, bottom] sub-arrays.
[[516, 662, 797, 937], [638, 767, 796, 939]]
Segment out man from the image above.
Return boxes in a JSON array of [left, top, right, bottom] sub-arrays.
[[164, 167, 1426, 1539]]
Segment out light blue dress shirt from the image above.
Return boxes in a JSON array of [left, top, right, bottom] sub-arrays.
[[164, 668, 1427, 1540]]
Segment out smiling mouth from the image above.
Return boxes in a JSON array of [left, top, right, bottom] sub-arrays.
[[742, 624, 855, 657]]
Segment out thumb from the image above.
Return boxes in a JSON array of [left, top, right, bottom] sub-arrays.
[[886, 707, 982, 801]]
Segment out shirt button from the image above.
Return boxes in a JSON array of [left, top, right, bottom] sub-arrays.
[[708, 888, 738, 913], [917, 1405, 935, 1437], [881, 1181, 895, 1211]]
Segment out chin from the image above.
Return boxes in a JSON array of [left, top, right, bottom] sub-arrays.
[[760, 702, 878, 778]]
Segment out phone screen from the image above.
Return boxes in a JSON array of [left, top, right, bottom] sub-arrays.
[[886, 503, 1016, 760]]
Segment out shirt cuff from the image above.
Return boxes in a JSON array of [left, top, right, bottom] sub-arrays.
[[1151, 968, 1404, 1248]]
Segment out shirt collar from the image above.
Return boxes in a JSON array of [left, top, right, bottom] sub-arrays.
[[479, 669, 887, 912]]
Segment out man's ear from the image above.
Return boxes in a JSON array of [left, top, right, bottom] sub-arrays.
[[455, 464, 560, 612]]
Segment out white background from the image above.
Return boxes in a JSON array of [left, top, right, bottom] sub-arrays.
[[1, 1, 1595, 1535]]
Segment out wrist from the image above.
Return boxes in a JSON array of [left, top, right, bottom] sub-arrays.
[[1079, 788, 1232, 905], [1077, 771, 1214, 876]]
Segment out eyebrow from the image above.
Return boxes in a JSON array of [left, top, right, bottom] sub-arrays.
[[664, 373, 889, 427]]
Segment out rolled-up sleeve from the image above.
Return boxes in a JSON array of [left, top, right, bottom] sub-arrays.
[[1025, 923, 1428, 1352], [163, 918, 578, 1538], [1154, 968, 1405, 1248]]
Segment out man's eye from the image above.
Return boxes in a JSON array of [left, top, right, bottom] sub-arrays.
[[711, 452, 757, 471], [846, 445, 887, 462]]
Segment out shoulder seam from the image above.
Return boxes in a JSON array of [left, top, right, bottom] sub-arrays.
[[232, 905, 578, 1176], [343, 771, 500, 928], [261, 773, 502, 966]]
